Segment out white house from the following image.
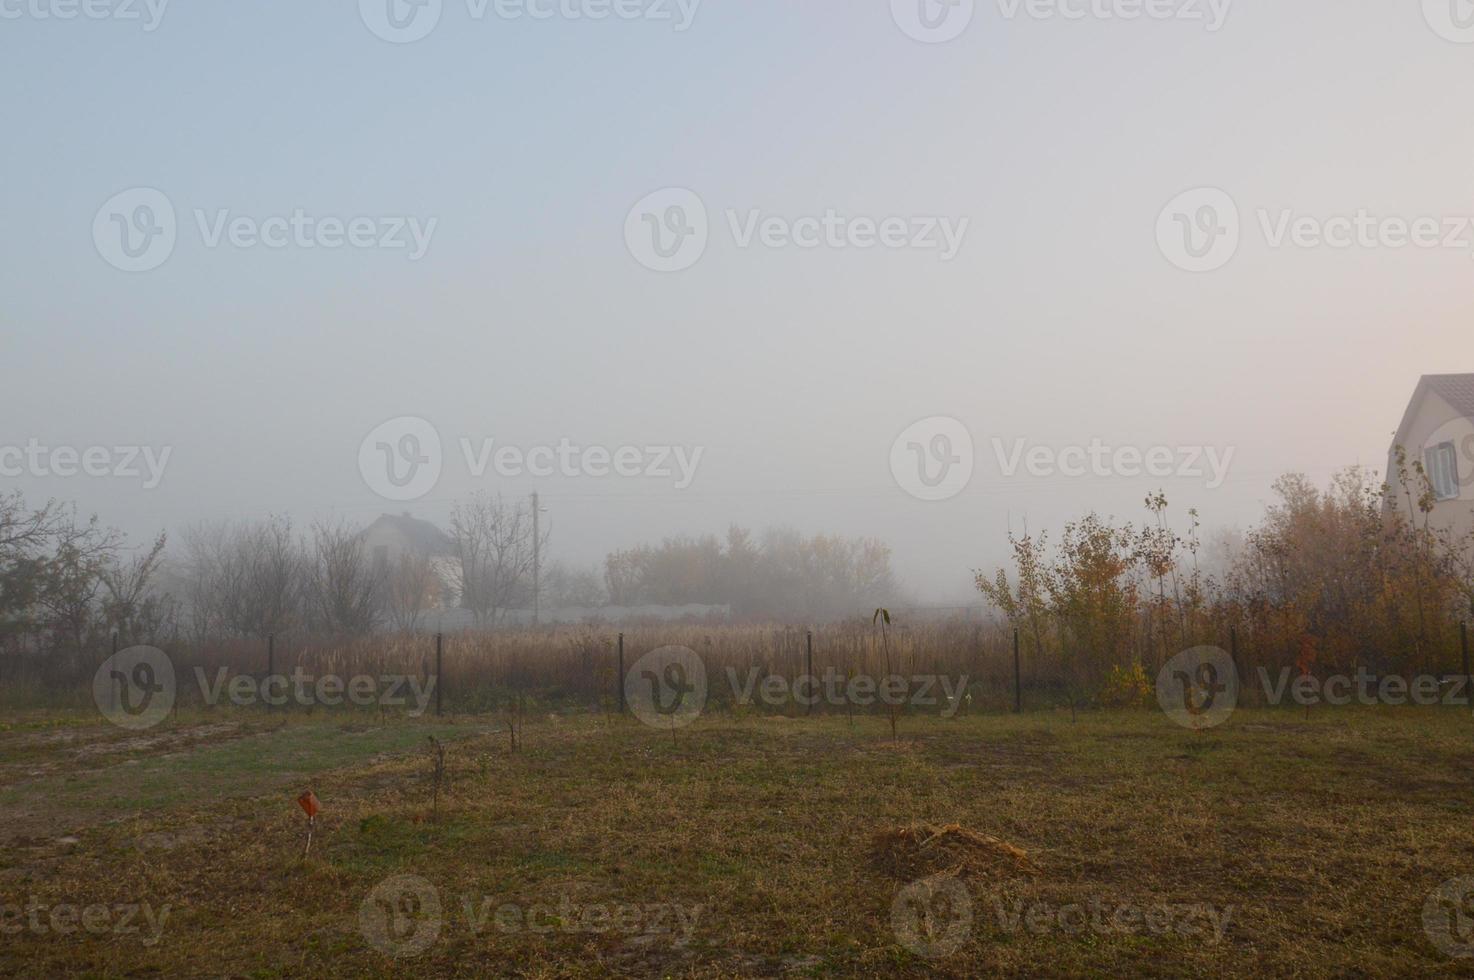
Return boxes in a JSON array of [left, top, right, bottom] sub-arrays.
[[1387, 374, 1474, 539], [360, 513, 462, 609]]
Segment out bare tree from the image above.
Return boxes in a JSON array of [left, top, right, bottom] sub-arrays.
[[386, 551, 439, 632], [450, 493, 545, 626], [101, 531, 173, 645], [240, 516, 304, 637], [0, 492, 65, 649], [35, 507, 120, 666], [307, 520, 384, 634], [180, 517, 305, 640]]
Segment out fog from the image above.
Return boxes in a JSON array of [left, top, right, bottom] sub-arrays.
[[3, 0, 1466, 608]]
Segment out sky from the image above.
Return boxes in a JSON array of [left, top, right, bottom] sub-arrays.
[[3, 0, 1473, 602]]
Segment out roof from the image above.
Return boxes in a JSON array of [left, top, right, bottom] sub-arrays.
[[1424, 374, 1474, 418], [363, 513, 454, 555], [1391, 374, 1474, 455]]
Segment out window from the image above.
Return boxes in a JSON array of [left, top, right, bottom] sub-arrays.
[[1426, 442, 1461, 501]]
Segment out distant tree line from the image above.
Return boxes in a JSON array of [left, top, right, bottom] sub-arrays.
[[603, 526, 898, 621]]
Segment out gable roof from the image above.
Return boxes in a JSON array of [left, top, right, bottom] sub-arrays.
[[1424, 374, 1474, 418], [363, 513, 454, 555], [1391, 373, 1474, 455]]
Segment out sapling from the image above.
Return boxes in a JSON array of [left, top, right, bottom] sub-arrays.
[[874, 608, 899, 743], [427, 736, 446, 819]]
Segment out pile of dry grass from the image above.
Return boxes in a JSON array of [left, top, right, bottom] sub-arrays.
[[870, 822, 1040, 881]]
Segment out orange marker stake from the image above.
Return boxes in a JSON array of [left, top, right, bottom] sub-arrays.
[[298, 790, 321, 856]]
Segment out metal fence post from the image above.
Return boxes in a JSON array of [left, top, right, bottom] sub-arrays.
[[617, 633, 625, 714], [806, 630, 814, 716]]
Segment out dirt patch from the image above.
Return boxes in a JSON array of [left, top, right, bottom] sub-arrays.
[[871, 822, 1040, 881]]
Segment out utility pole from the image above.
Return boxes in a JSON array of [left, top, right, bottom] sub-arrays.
[[531, 491, 543, 626]]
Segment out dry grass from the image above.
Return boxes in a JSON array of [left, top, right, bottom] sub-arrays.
[[870, 823, 1040, 882], [3, 705, 1474, 976]]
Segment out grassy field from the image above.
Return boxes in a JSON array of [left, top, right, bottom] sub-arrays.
[[3, 705, 1474, 977]]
